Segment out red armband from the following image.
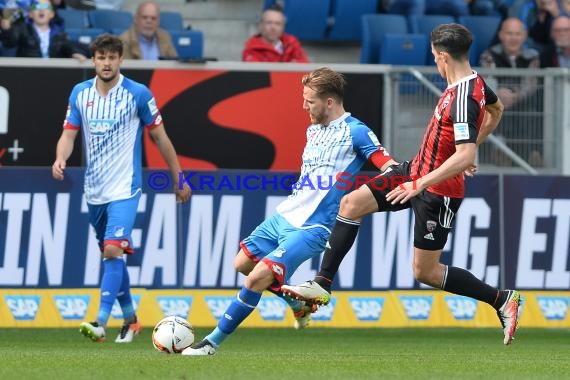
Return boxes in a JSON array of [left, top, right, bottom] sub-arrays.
[[369, 148, 393, 170]]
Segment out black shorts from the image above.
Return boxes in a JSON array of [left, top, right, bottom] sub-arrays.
[[366, 161, 462, 250]]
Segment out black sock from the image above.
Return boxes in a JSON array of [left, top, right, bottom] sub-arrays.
[[315, 215, 360, 292], [442, 266, 502, 308]]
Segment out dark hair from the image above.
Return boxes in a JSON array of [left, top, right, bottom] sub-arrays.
[[431, 23, 472, 61], [302, 67, 346, 102], [90, 34, 123, 57]]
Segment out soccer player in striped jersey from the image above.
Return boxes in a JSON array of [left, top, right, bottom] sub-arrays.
[[182, 67, 396, 356], [52, 34, 191, 343], [283, 24, 522, 346]]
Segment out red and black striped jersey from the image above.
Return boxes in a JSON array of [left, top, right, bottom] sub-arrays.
[[410, 72, 498, 198]]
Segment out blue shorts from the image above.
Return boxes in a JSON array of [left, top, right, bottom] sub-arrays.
[[240, 213, 329, 291], [87, 192, 141, 254]]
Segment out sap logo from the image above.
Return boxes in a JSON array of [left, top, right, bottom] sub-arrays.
[[257, 298, 287, 321], [400, 296, 433, 320], [349, 297, 384, 321], [205, 296, 234, 320], [54, 295, 90, 320], [111, 294, 141, 319], [157, 296, 193, 319], [4, 295, 41, 321], [312, 298, 337, 321], [445, 296, 477, 320], [88, 119, 116, 135], [537, 296, 569, 320]]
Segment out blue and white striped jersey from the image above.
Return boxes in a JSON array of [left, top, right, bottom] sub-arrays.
[[64, 74, 161, 204], [276, 112, 381, 231]]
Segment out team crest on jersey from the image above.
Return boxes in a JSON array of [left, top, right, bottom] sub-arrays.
[[434, 94, 451, 121], [426, 220, 437, 232]]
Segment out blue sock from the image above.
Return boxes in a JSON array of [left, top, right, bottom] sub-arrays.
[[96, 257, 124, 326], [205, 286, 261, 347], [117, 263, 135, 323], [268, 288, 302, 312]]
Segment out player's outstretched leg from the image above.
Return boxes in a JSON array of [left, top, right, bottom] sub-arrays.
[[496, 290, 521, 345], [79, 321, 106, 342], [282, 280, 331, 305]]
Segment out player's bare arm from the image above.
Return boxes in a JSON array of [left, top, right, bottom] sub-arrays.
[[149, 124, 191, 203], [52, 128, 78, 181], [477, 98, 504, 147], [386, 143, 476, 204]]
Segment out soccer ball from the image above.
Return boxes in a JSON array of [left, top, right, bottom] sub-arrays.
[[151, 316, 194, 354]]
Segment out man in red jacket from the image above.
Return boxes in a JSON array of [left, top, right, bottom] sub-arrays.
[[242, 4, 309, 63]]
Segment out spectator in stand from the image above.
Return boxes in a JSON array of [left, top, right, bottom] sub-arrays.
[[518, 0, 562, 50], [119, 0, 177, 60], [480, 17, 542, 166], [0, 0, 86, 59], [242, 4, 308, 63], [540, 15, 570, 67]]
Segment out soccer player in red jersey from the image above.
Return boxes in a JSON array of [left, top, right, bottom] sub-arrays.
[[282, 23, 521, 345]]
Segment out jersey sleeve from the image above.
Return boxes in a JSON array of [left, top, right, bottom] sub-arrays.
[[350, 122, 392, 167], [63, 86, 82, 130], [484, 81, 499, 105], [136, 85, 163, 129], [451, 84, 480, 145]]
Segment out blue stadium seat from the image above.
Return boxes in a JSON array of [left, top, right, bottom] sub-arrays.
[[282, 0, 331, 41], [160, 11, 184, 32], [88, 10, 133, 33], [0, 42, 16, 57], [457, 15, 501, 65], [361, 14, 408, 64], [66, 28, 105, 45], [408, 15, 455, 65], [170, 30, 203, 59], [111, 28, 127, 36], [327, 0, 377, 41], [58, 8, 90, 29], [408, 14, 455, 34], [379, 33, 428, 65]]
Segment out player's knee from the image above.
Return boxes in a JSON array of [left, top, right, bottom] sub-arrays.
[[244, 265, 274, 291], [339, 194, 360, 218], [412, 262, 439, 287], [412, 262, 429, 284], [234, 258, 250, 275]]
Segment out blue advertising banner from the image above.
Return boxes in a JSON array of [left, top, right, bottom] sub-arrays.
[[0, 169, 565, 290], [503, 176, 570, 290]]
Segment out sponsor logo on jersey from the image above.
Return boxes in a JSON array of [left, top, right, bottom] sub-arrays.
[[537, 296, 569, 320], [312, 298, 337, 321], [156, 296, 193, 319], [4, 295, 41, 321], [54, 295, 90, 320], [349, 297, 384, 321], [257, 297, 288, 321], [205, 296, 234, 320], [400, 295, 433, 320], [88, 119, 116, 135], [445, 295, 477, 320], [110, 294, 141, 319]]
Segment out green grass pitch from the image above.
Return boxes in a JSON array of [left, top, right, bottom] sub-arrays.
[[0, 328, 568, 379]]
